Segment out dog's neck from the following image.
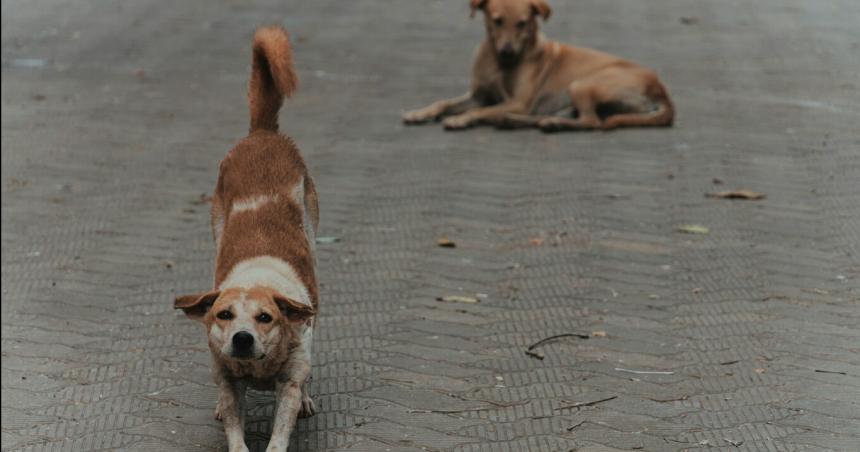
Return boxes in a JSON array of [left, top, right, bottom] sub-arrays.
[[218, 256, 312, 307]]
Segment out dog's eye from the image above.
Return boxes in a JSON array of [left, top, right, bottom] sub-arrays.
[[216, 310, 233, 320], [257, 313, 273, 323], [493, 17, 503, 26], [517, 20, 527, 29]]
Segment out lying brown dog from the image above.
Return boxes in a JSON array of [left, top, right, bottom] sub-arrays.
[[403, 0, 674, 131], [174, 26, 319, 452]]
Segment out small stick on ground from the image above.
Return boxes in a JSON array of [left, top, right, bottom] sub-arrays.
[[555, 395, 617, 411], [525, 333, 590, 360], [566, 420, 586, 431], [615, 367, 674, 375], [408, 400, 527, 414], [528, 333, 590, 350], [814, 369, 847, 375]]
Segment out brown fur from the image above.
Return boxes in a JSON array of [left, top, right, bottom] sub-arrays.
[[404, 0, 674, 132], [211, 132, 320, 309]]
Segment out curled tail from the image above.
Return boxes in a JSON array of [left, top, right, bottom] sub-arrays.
[[249, 26, 298, 132]]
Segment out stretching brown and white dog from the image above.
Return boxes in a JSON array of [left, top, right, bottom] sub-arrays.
[[403, 0, 674, 131], [174, 26, 319, 452]]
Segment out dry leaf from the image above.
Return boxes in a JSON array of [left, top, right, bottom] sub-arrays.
[[706, 189, 765, 200], [436, 237, 456, 248], [676, 224, 710, 234], [436, 295, 480, 304], [591, 331, 607, 337], [529, 237, 545, 246], [754, 368, 766, 374], [692, 287, 703, 294]]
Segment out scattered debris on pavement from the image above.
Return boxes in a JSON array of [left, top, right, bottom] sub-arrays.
[[190, 193, 212, 205], [706, 189, 766, 200], [676, 224, 710, 234], [436, 237, 456, 248], [724, 438, 744, 447], [814, 369, 847, 375], [315, 236, 340, 244], [556, 395, 618, 410], [566, 420, 586, 431], [436, 295, 480, 304], [680, 16, 699, 25], [525, 333, 590, 360], [615, 367, 675, 375]]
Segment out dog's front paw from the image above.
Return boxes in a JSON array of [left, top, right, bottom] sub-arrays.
[[443, 115, 472, 130], [214, 399, 224, 421], [299, 393, 316, 418], [229, 445, 250, 452], [402, 109, 434, 125], [538, 117, 564, 133]]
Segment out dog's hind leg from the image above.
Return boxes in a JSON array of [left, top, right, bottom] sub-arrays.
[[538, 81, 603, 132], [403, 93, 479, 124]]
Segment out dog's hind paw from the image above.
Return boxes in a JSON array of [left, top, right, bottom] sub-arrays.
[[298, 394, 316, 418]]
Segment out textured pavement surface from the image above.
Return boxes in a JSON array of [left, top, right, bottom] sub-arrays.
[[2, 0, 860, 451]]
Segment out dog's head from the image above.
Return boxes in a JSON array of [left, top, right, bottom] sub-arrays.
[[470, 0, 551, 67], [174, 286, 314, 361]]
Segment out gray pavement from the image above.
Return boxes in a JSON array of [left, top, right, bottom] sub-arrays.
[[2, 0, 859, 451]]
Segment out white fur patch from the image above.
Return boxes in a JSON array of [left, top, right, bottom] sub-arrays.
[[232, 194, 279, 213], [219, 256, 312, 307]]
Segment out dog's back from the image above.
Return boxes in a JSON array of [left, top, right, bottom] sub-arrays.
[[210, 26, 320, 308]]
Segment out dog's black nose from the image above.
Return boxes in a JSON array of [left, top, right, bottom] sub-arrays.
[[500, 44, 515, 57], [232, 331, 254, 350]]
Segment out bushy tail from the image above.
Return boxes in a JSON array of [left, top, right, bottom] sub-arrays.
[[249, 26, 298, 132]]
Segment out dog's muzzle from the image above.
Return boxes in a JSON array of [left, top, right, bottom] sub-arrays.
[[230, 331, 255, 358], [497, 45, 519, 67]]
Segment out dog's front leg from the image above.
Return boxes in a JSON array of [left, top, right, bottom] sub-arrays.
[[218, 378, 249, 452], [402, 93, 478, 124], [266, 359, 311, 452], [442, 101, 527, 130]]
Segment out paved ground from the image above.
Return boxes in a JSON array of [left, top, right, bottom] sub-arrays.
[[3, 0, 859, 451]]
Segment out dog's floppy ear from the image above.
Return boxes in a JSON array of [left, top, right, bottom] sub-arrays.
[[470, 0, 487, 18], [530, 0, 551, 21], [174, 290, 220, 321], [273, 294, 316, 323]]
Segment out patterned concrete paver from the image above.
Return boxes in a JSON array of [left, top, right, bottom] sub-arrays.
[[2, 0, 859, 451]]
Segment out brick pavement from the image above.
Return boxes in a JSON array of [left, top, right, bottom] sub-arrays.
[[2, 0, 859, 450]]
